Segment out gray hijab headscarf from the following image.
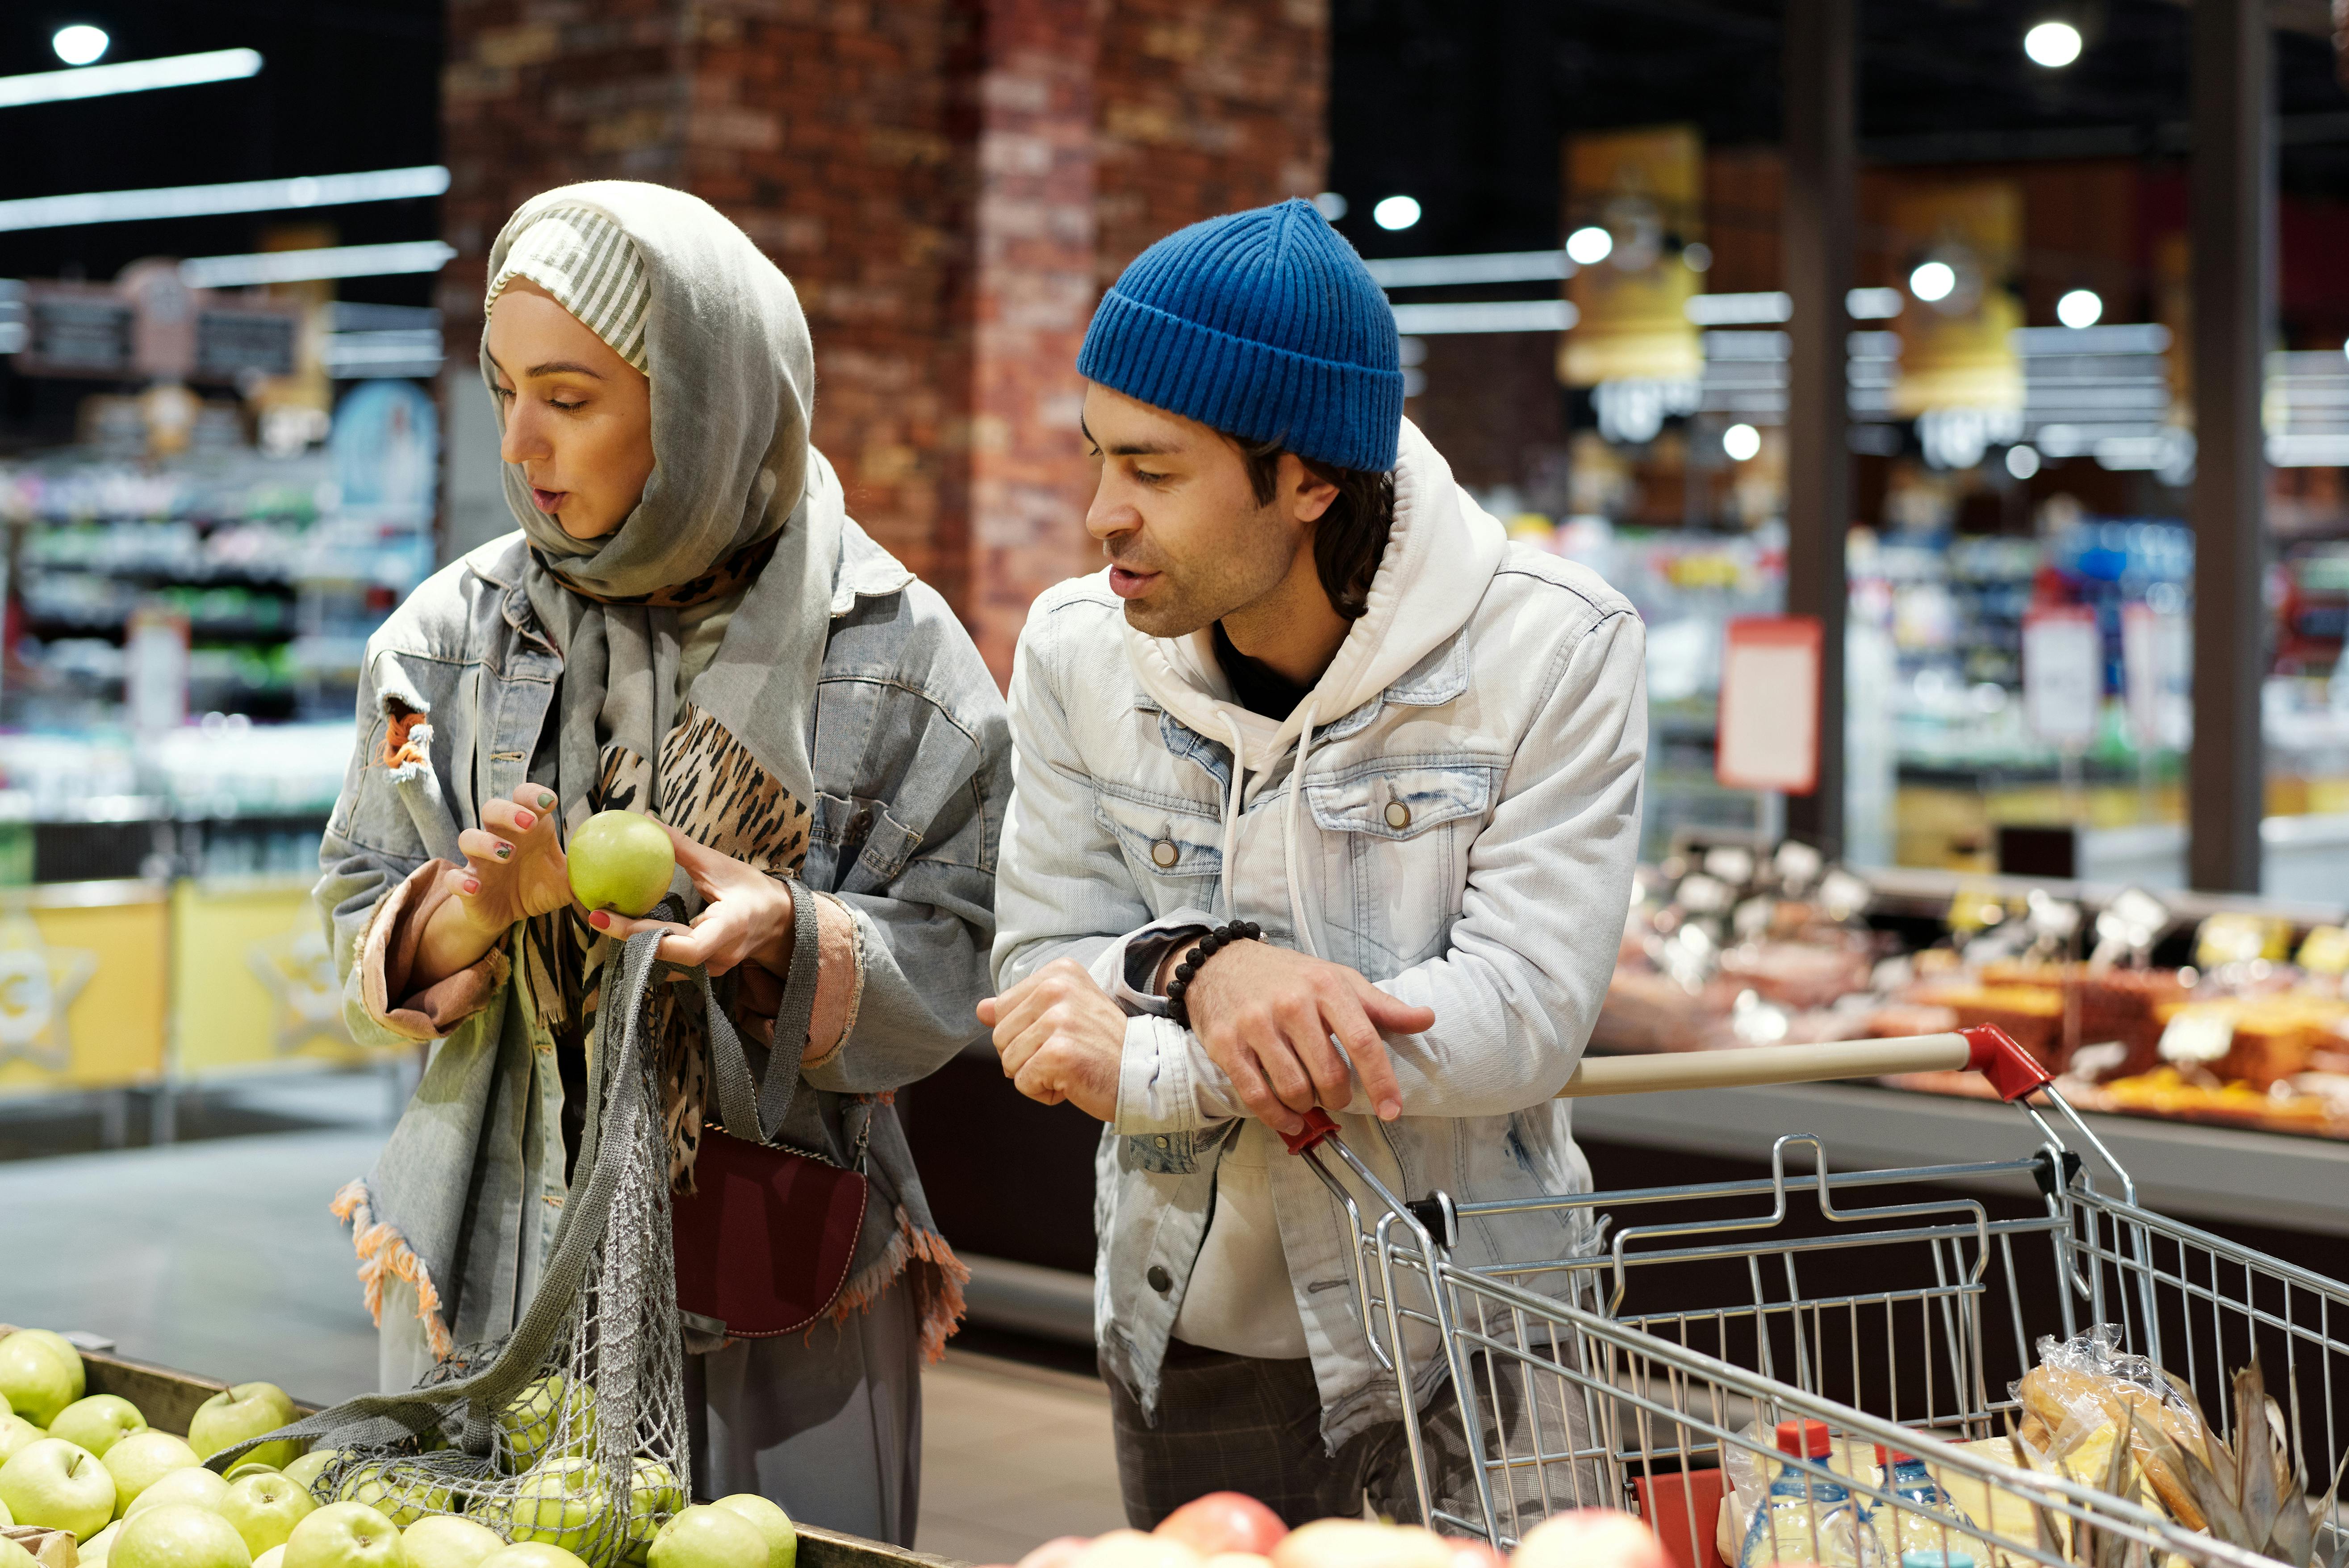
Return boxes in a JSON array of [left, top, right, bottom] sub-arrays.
[[481, 181, 844, 831]]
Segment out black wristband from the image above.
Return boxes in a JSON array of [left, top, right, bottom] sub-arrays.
[[1163, 920, 1262, 1029]]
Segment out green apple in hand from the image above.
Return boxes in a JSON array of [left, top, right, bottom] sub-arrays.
[[111, 1503, 253, 1568], [282, 1503, 404, 1568], [126, 1465, 230, 1517], [0, 1414, 43, 1465], [648, 1505, 769, 1568], [219, 1471, 318, 1555], [401, 1515, 506, 1568], [709, 1497, 794, 1568], [507, 1458, 607, 1555], [104, 1430, 201, 1518], [567, 811, 676, 918], [188, 1386, 300, 1473], [0, 1437, 117, 1539], [496, 1376, 594, 1472], [49, 1397, 146, 1459], [0, 1334, 81, 1429]]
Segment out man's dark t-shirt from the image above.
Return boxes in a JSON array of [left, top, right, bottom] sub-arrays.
[[1212, 621, 1311, 721]]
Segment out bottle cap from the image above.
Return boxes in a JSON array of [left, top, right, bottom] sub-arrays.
[[1775, 1419, 1834, 1458], [1875, 1443, 1919, 1466], [1900, 1554, 1975, 1568]]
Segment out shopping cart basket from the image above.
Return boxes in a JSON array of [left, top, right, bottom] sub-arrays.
[[1282, 1025, 2349, 1568]]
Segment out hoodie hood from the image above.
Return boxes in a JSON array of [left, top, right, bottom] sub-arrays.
[[1122, 417, 1507, 789]]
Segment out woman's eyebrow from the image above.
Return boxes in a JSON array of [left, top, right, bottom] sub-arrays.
[[526, 360, 606, 379]]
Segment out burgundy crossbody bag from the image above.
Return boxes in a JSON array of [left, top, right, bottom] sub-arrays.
[[667, 879, 869, 1339]]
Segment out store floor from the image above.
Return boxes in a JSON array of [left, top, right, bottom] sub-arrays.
[[0, 1072, 1124, 1563]]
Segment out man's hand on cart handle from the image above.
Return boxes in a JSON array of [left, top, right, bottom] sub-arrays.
[[1171, 941, 1423, 1131]]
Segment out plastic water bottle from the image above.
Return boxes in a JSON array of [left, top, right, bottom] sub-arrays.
[[1873, 1444, 1979, 1560], [1739, 1420, 1885, 1568]]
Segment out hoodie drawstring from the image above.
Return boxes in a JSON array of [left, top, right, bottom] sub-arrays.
[[1217, 711, 1246, 920], [1216, 701, 1322, 960], [1282, 700, 1321, 958]]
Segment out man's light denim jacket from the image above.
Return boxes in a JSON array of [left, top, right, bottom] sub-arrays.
[[993, 548, 1647, 1451], [316, 527, 1007, 1361]]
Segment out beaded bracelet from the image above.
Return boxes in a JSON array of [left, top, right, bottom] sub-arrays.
[[1164, 920, 1262, 1029]]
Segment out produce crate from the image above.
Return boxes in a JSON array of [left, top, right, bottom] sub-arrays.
[[0, 1330, 963, 1568]]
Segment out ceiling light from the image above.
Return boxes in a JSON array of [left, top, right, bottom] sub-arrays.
[[2024, 20, 2082, 68], [2056, 288, 2103, 329], [1566, 226, 1613, 266], [1311, 191, 1348, 222], [1372, 195, 1421, 231], [2006, 445, 2042, 479], [0, 165, 449, 233], [180, 239, 456, 289], [52, 25, 109, 66], [0, 48, 262, 109], [1723, 423, 1762, 463], [1909, 260, 1956, 303]]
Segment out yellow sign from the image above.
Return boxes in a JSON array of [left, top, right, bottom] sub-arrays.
[[1559, 125, 1704, 387], [171, 878, 374, 1074], [0, 888, 168, 1094], [1888, 181, 2024, 415]]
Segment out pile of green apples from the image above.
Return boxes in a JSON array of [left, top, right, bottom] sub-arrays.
[[0, 1333, 795, 1568]]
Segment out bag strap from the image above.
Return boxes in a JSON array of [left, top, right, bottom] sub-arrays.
[[702, 877, 821, 1147]]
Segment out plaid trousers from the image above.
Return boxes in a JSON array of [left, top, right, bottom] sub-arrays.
[[1106, 1337, 1602, 1535]]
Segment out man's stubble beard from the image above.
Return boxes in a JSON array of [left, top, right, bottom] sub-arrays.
[[1114, 505, 1297, 641]]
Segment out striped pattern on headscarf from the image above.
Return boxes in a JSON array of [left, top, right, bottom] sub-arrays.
[[486, 205, 650, 372]]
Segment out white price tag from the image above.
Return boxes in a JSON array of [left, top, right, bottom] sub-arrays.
[[2023, 607, 2102, 748]]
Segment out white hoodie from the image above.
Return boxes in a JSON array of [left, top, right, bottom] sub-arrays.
[[1115, 420, 1507, 1356], [995, 418, 1646, 1439]]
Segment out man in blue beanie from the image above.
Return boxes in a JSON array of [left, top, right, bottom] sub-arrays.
[[979, 198, 1647, 1527]]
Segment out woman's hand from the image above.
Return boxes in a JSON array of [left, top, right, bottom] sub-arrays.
[[412, 785, 575, 987], [591, 823, 794, 978]]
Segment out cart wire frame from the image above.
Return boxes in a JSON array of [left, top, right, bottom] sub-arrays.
[[1282, 1029, 2349, 1568]]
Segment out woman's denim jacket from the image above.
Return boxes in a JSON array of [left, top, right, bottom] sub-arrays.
[[315, 525, 1007, 1363]]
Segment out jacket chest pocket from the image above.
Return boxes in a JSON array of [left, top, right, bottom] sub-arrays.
[[1305, 762, 1496, 969], [1092, 789, 1222, 914]]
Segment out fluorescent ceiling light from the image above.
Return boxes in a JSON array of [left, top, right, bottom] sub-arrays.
[[1847, 287, 1905, 319], [1363, 250, 1571, 289], [0, 48, 262, 109], [1687, 293, 1793, 326], [1389, 299, 1577, 335], [0, 165, 449, 233], [181, 240, 456, 288]]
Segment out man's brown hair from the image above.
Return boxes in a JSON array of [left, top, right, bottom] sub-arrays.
[[1229, 436, 1396, 621]]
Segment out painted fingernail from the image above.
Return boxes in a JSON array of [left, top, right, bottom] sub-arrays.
[[538, 791, 556, 809], [589, 911, 611, 930], [494, 843, 512, 859], [462, 878, 480, 895], [514, 809, 536, 830]]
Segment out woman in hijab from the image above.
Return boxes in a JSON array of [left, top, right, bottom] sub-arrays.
[[315, 182, 1008, 1545]]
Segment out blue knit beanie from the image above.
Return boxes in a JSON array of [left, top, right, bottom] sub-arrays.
[[1078, 197, 1404, 473]]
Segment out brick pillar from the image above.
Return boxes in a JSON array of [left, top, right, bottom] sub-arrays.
[[439, 0, 1326, 686]]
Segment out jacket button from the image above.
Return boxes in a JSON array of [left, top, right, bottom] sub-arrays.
[[1384, 800, 1412, 830], [1146, 1264, 1173, 1294], [1150, 839, 1179, 868]]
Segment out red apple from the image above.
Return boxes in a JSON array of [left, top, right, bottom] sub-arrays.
[[1443, 1540, 1507, 1568], [1155, 1495, 1288, 1558], [1509, 1511, 1673, 1568], [1074, 1533, 1203, 1568], [1271, 1521, 1451, 1568], [1016, 1539, 1092, 1568]]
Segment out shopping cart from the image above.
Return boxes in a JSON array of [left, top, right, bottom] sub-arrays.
[[1282, 1025, 2349, 1568]]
